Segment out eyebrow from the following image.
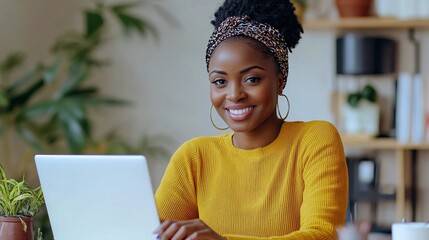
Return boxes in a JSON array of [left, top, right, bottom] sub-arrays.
[[209, 65, 266, 76], [239, 65, 266, 74]]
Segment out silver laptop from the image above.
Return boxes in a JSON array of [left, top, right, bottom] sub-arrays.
[[35, 155, 160, 240]]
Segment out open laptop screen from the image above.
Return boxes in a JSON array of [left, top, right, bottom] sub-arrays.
[[35, 155, 160, 240]]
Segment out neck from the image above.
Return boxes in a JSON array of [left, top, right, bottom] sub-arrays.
[[232, 118, 284, 150]]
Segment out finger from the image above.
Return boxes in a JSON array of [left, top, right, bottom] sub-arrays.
[[153, 220, 174, 234], [160, 220, 193, 240], [171, 223, 198, 240], [186, 228, 216, 240], [161, 219, 205, 240]]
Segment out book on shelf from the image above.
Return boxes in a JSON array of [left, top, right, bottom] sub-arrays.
[[412, 74, 425, 143], [425, 75, 429, 143], [395, 72, 428, 143]]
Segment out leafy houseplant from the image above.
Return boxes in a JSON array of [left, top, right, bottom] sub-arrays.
[[343, 84, 380, 137], [1, 2, 172, 239], [0, 1, 170, 178], [347, 84, 377, 108], [0, 164, 44, 240]]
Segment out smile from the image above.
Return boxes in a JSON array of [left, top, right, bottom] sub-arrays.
[[226, 106, 254, 121]]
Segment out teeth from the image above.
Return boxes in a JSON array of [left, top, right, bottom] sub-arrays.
[[229, 107, 252, 115]]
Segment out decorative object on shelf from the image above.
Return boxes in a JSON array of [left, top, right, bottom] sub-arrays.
[[335, 0, 372, 18], [357, 159, 377, 190], [336, 34, 396, 75], [395, 72, 427, 143], [392, 222, 429, 240], [291, 0, 307, 22], [374, 0, 397, 17], [0, 164, 44, 240], [375, 0, 429, 19], [343, 84, 379, 137], [335, 34, 397, 137]]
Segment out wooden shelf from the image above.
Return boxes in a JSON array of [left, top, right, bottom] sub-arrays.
[[341, 136, 429, 150], [304, 17, 429, 30]]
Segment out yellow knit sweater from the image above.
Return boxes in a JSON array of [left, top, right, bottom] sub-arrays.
[[155, 121, 348, 240]]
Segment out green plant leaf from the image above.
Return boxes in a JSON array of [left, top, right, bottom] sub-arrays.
[[65, 86, 98, 97], [113, 11, 158, 38], [6, 64, 44, 96], [15, 125, 44, 151], [347, 92, 362, 108], [43, 60, 61, 84], [58, 110, 87, 153], [54, 61, 89, 99], [72, 97, 130, 106], [60, 99, 85, 120], [0, 52, 24, 74], [16, 101, 57, 122], [7, 78, 45, 112], [361, 84, 377, 103], [0, 89, 8, 108], [85, 10, 104, 38]]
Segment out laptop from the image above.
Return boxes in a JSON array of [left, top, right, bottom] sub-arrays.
[[35, 155, 160, 240]]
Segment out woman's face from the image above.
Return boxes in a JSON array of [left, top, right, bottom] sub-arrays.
[[208, 38, 284, 133]]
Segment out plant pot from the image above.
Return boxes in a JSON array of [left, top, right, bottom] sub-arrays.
[[0, 216, 33, 240], [336, 0, 372, 17], [342, 100, 379, 137]]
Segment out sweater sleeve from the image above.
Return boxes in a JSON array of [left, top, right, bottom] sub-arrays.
[[223, 122, 348, 240], [155, 140, 199, 221]]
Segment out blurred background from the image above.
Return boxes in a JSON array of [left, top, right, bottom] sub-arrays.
[[1, 0, 429, 239]]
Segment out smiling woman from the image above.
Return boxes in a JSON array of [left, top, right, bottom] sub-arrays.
[[154, 0, 349, 239]]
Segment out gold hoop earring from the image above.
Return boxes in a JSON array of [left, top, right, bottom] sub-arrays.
[[276, 94, 290, 120], [210, 104, 229, 130]]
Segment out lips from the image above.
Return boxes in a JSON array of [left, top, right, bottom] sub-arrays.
[[226, 106, 254, 121]]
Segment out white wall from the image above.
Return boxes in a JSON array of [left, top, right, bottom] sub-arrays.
[[1, 0, 429, 223]]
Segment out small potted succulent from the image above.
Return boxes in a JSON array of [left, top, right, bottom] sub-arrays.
[[0, 164, 44, 240], [343, 84, 380, 137]]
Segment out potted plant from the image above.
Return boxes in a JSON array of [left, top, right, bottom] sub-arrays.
[[0, 164, 44, 240], [0, 1, 172, 177], [336, 0, 373, 18], [343, 84, 380, 137], [1, 2, 172, 238]]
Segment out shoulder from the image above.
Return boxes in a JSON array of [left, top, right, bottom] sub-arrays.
[[286, 120, 340, 138], [286, 120, 343, 151], [172, 133, 232, 159]]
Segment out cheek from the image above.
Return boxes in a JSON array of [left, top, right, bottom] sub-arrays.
[[252, 85, 277, 105], [210, 87, 225, 107]]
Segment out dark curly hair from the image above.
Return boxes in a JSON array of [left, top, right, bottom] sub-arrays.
[[211, 0, 303, 52]]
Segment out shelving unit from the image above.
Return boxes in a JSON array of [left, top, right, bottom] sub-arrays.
[[343, 136, 429, 221], [303, 17, 429, 223], [304, 17, 429, 30]]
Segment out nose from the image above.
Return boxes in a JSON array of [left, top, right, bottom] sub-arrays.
[[226, 83, 245, 102]]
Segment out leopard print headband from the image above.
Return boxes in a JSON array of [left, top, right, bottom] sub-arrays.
[[206, 15, 289, 88]]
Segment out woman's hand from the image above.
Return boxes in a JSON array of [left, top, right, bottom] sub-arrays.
[[154, 219, 226, 240]]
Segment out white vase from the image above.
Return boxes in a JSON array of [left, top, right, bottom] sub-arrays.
[[374, 0, 397, 17], [343, 100, 380, 137]]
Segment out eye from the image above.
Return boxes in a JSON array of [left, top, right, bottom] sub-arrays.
[[211, 79, 227, 86], [244, 76, 261, 85]]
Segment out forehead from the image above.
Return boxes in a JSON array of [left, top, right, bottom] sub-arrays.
[[209, 38, 276, 70]]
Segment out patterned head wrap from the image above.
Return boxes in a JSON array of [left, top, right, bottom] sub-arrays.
[[206, 15, 289, 88]]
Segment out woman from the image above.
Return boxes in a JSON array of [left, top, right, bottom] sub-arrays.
[[154, 0, 348, 239]]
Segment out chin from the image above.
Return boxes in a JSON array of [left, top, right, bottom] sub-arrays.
[[227, 122, 255, 133]]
